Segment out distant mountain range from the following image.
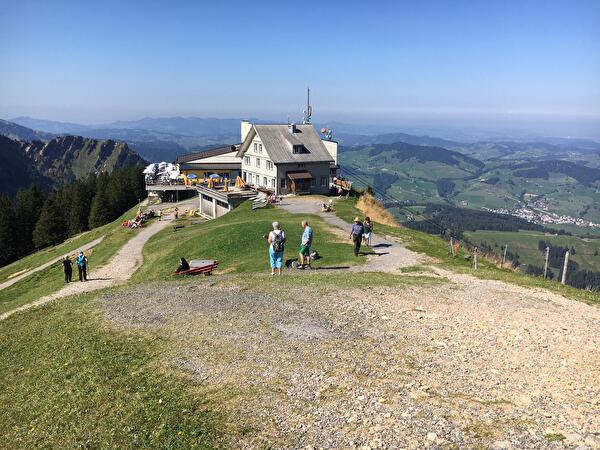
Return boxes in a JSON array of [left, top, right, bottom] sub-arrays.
[[0, 119, 54, 142], [0, 132, 145, 195]]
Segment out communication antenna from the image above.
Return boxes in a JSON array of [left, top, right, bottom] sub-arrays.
[[302, 87, 312, 124]]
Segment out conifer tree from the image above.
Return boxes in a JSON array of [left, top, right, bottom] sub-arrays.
[[0, 195, 17, 266], [14, 185, 46, 256], [32, 193, 68, 249], [69, 180, 92, 235], [89, 174, 113, 228]]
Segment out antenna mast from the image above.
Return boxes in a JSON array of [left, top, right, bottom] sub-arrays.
[[303, 87, 312, 124]]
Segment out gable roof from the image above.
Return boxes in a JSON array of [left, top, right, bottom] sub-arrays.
[[237, 124, 333, 164], [176, 144, 240, 163]]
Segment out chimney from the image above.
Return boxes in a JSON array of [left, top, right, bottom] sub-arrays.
[[288, 122, 296, 134], [241, 120, 252, 142]]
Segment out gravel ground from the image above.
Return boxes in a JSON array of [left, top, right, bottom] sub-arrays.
[[100, 274, 600, 449]]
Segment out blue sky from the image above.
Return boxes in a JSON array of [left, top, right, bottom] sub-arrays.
[[1, 0, 599, 135]]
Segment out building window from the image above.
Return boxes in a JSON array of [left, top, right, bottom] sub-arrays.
[[297, 163, 305, 168], [263, 176, 267, 187], [280, 178, 286, 188], [293, 145, 303, 154], [259, 143, 263, 153], [256, 158, 261, 168], [242, 171, 246, 181], [253, 143, 257, 152], [271, 178, 275, 188], [266, 160, 273, 170], [244, 156, 250, 165], [320, 176, 327, 186]]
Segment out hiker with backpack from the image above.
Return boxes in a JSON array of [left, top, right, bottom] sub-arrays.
[[76, 251, 88, 282], [266, 221, 286, 275], [299, 220, 313, 269]]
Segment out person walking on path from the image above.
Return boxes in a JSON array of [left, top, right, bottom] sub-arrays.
[[267, 221, 286, 275], [174, 207, 179, 220], [363, 217, 373, 247], [62, 256, 73, 283], [350, 217, 364, 257], [76, 251, 88, 281], [299, 220, 313, 269]]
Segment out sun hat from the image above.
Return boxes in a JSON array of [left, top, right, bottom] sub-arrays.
[[353, 217, 361, 222]]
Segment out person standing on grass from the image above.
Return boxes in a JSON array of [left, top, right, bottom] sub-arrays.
[[363, 216, 373, 247], [76, 251, 88, 282], [299, 220, 313, 269], [350, 217, 364, 256], [267, 221, 286, 275], [62, 256, 72, 283]]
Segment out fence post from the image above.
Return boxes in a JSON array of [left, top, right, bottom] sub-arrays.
[[543, 247, 550, 279], [449, 237, 455, 256], [473, 247, 478, 271], [561, 250, 570, 285], [501, 244, 507, 268]]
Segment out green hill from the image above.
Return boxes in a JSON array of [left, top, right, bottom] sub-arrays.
[[0, 135, 52, 196], [0, 134, 146, 192], [342, 141, 484, 201]]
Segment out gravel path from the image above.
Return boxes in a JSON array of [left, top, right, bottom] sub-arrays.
[[0, 236, 105, 292], [0, 199, 197, 322], [100, 276, 600, 449], [278, 196, 422, 271]]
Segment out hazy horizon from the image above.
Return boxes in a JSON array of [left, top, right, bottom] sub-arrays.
[[1, 1, 599, 139]]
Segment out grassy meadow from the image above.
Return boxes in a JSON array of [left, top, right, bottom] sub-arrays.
[[0, 290, 220, 449], [465, 229, 600, 272], [133, 201, 364, 282], [0, 204, 145, 315]]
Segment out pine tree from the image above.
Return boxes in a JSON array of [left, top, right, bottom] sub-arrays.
[[0, 195, 17, 266], [33, 193, 68, 249], [14, 185, 46, 257], [69, 180, 92, 235], [89, 174, 113, 228]]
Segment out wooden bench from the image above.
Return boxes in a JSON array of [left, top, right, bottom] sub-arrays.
[[175, 259, 218, 276]]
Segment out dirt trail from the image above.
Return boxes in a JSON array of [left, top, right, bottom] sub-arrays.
[[278, 196, 423, 272], [0, 236, 105, 292], [0, 199, 197, 322]]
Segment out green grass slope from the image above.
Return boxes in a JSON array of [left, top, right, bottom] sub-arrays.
[[0, 204, 144, 315], [465, 230, 600, 271], [0, 292, 220, 448], [133, 202, 363, 282]]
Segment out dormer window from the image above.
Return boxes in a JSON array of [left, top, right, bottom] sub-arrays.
[[293, 145, 303, 154]]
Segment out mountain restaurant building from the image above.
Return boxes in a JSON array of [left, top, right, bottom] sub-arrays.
[[236, 120, 338, 195]]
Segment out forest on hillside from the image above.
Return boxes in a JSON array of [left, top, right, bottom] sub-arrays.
[[0, 167, 145, 268]]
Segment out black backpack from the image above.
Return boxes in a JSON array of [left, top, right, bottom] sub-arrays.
[[272, 231, 285, 252]]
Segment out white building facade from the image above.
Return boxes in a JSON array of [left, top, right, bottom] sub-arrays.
[[237, 120, 338, 195]]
